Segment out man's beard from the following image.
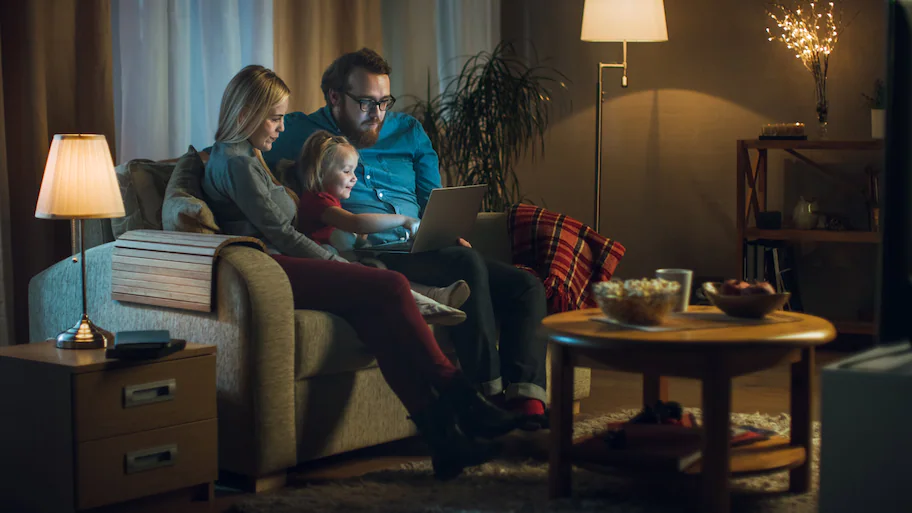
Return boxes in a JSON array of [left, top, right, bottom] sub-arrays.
[[337, 111, 384, 148]]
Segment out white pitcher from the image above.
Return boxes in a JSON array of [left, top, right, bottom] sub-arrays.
[[793, 196, 820, 230]]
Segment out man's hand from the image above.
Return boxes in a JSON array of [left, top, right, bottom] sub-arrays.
[[402, 217, 421, 236], [458, 238, 472, 248]]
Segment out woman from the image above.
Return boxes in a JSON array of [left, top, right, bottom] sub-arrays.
[[202, 65, 517, 481]]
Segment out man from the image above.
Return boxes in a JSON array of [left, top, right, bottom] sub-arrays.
[[264, 48, 548, 427]]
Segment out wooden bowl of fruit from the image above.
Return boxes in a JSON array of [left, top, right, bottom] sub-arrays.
[[701, 280, 791, 319]]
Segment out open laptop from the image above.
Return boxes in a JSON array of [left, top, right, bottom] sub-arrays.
[[355, 184, 486, 254]]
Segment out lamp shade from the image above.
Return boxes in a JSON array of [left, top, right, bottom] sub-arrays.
[[581, 0, 668, 42], [35, 134, 125, 219]]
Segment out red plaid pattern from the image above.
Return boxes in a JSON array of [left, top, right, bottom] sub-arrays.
[[508, 204, 626, 314]]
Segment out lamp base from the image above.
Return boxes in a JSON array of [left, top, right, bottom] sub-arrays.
[[56, 314, 109, 350]]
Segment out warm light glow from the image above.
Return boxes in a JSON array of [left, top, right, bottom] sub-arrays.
[[35, 134, 126, 219], [580, 0, 668, 42], [765, 1, 848, 119], [766, 1, 841, 71]]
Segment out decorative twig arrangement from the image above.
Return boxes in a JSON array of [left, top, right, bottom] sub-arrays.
[[765, 2, 857, 130]]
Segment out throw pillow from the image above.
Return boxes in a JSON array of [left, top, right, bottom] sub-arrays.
[[111, 159, 175, 239], [275, 158, 302, 195], [162, 146, 220, 234]]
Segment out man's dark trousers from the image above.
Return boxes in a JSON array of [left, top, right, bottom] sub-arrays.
[[379, 246, 548, 402]]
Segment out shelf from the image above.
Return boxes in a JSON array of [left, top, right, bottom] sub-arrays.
[[832, 320, 876, 336], [745, 228, 880, 243], [740, 140, 884, 151], [572, 431, 806, 477]]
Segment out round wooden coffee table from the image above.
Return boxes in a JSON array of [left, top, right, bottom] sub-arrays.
[[542, 305, 836, 513]]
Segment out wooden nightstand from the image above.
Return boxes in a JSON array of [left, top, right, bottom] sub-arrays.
[[0, 341, 217, 513]]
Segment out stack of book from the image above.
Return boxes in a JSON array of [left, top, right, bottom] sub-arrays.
[[105, 330, 185, 360], [574, 418, 779, 472]]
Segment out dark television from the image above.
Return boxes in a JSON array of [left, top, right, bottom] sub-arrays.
[[878, 0, 912, 345]]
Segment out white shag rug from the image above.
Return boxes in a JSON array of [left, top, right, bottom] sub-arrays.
[[229, 409, 819, 513]]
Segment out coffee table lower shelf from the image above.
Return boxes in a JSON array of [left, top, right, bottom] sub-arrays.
[[571, 434, 806, 478]]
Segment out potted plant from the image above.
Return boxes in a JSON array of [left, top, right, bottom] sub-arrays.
[[404, 41, 570, 212], [862, 79, 886, 139]]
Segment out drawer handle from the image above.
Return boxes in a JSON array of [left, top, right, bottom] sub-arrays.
[[124, 444, 178, 474], [123, 379, 176, 408]]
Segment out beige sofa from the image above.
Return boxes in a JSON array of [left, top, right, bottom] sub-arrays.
[[27, 160, 591, 491]]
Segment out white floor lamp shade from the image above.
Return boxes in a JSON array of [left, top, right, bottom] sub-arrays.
[[581, 0, 668, 43]]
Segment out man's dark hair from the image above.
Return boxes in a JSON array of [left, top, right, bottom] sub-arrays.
[[321, 48, 392, 104]]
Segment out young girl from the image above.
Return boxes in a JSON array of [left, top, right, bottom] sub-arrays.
[[293, 130, 470, 324], [202, 65, 519, 480]]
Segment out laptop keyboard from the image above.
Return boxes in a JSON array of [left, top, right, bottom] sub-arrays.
[[365, 240, 412, 251]]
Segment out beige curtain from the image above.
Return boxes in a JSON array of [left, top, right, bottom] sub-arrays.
[[0, 0, 115, 344], [274, 0, 384, 114]]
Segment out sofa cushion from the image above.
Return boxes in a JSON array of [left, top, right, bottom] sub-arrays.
[[293, 309, 457, 380], [111, 159, 175, 238], [274, 158, 301, 194], [162, 146, 220, 233], [468, 212, 512, 264]]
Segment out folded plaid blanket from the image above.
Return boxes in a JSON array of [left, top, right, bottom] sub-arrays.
[[508, 204, 626, 314]]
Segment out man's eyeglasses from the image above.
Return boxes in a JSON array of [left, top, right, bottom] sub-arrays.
[[343, 92, 396, 112]]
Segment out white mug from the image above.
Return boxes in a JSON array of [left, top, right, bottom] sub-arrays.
[[655, 269, 694, 313]]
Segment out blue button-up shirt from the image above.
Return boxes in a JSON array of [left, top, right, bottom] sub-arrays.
[[263, 106, 442, 244]]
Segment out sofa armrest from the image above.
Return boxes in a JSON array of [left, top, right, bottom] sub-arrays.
[[28, 242, 296, 477], [467, 212, 512, 264]]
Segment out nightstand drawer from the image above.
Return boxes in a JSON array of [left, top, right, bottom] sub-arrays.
[[75, 418, 217, 510], [73, 355, 216, 441]]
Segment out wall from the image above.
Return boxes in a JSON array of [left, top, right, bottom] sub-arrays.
[[501, 0, 885, 321]]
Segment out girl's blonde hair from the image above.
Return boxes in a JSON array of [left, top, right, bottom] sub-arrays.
[[296, 130, 356, 193], [214, 65, 290, 143]]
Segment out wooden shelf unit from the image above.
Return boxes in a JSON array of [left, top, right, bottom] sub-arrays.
[[742, 140, 883, 151], [736, 139, 884, 336], [745, 228, 881, 244]]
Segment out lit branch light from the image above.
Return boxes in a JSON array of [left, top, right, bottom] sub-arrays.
[[766, 2, 839, 72], [765, 2, 852, 133]]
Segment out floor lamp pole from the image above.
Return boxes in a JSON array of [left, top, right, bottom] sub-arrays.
[[594, 41, 628, 234]]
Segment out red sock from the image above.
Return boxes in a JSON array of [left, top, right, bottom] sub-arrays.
[[509, 398, 545, 416]]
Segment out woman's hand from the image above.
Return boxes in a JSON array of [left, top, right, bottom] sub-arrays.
[[402, 217, 421, 236]]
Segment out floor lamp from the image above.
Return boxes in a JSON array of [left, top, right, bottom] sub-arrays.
[[581, 0, 668, 233]]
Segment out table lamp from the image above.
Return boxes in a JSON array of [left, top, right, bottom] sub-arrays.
[[34, 134, 125, 349], [581, 0, 668, 232]]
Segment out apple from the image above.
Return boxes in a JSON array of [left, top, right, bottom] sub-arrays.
[[743, 281, 776, 295], [720, 279, 750, 295]]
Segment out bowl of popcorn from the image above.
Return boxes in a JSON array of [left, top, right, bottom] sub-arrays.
[[591, 278, 681, 326]]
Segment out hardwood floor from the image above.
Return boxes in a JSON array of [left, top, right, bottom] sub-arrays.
[[109, 349, 854, 513]]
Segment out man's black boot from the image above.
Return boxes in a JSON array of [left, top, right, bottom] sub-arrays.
[[409, 399, 502, 481], [437, 376, 522, 440]]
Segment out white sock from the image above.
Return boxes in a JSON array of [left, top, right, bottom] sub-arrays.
[[410, 290, 466, 326], [409, 280, 471, 309]]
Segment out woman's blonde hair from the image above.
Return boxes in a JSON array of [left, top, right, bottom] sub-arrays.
[[215, 65, 290, 143], [296, 130, 356, 193]]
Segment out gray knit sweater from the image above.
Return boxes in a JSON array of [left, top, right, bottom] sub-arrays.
[[203, 140, 346, 262]]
